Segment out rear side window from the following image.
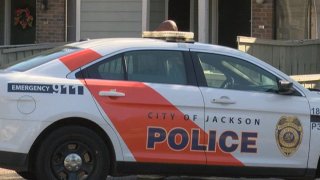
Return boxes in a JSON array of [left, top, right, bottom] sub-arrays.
[[125, 51, 187, 85], [85, 54, 124, 80], [84, 50, 188, 85], [4, 46, 81, 72]]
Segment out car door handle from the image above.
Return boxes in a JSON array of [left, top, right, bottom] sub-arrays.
[[211, 96, 236, 104], [99, 90, 125, 97]]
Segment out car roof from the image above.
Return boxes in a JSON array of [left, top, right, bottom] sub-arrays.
[[67, 38, 249, 60], [68, 38, 179, 53]]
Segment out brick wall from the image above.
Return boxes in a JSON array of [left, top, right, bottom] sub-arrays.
[[252, 0, 274, 39], [36, 0, 65, 43]]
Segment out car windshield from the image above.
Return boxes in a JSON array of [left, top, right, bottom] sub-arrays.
[[3, 46, 81, 72]]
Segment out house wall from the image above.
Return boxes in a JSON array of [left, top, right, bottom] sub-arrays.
[[36, 0, 66, 43], [149, 0, 165, 31], [80, 0, 142, 39], [238, 36, 320, 75], [251, 0, 274, 39]]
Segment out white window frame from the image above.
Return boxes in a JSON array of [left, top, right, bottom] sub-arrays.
[[198, 0, 209, 43], [142, 0, 150, 31], [76, 0, 81, 41], [165, 0, 169, 20]]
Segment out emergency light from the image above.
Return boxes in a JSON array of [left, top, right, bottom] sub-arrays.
[[142, 31, 194, 43]]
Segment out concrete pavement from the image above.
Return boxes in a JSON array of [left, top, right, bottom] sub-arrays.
[[0, 168, 23, 180], [0, 168, 285, 180]]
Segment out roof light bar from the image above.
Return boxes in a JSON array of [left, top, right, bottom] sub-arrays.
[[142, 31, 194, 43]]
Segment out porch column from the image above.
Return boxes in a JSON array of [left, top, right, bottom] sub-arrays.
[[142, 0, 150, 31], [4, 0, 10, 45], [76, 0, 81, 41], [165, 0, 169, 20], [211, 0, 218, 44], [190, 0, 195, 32], [198, 0, 209, 43]]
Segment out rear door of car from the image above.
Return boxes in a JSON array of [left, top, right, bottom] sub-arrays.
[[191, 50, 310, 176], [81, 49, 207, 165]]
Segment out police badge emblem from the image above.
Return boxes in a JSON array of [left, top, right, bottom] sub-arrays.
[[275, 116, 303, 157]]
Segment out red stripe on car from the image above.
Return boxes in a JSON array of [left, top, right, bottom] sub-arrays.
[[60, 49, 102, 71]]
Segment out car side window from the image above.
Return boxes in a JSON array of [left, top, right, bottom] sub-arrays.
[[84, 50, 187, 85], [84, 55, 125, 80], [197, 53, 280, 93], [124, 51, 187, 85]]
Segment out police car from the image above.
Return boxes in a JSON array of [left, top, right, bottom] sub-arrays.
[[0, 31, 319, 180]]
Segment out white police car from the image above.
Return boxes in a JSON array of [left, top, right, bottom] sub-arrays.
[[0, 31, 319, 180]]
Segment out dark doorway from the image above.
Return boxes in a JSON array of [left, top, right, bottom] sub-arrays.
[[168, 0, 190, 31], [218, 0, 251, 48], [11, 0, 36, 45], [0, 0, 4, 45]]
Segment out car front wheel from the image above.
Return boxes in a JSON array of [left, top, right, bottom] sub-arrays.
[[35, 125, 110, 180]]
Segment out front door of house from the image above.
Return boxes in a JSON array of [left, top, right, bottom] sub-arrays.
[[168, 0, 191, 31], [218, 0, 251, 48], [11, 0, 36, 44]]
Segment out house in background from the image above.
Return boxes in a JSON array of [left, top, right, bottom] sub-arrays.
[[0, 0, 320, 48], [0, 0, 67, 45]]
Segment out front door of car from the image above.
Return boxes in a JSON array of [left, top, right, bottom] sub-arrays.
[[82, 50, 206, 165], [192, 51, 310, 174]]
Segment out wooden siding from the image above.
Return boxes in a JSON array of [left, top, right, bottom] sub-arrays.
[[81, 0, 142, 39], [290, 74, 320, 89], [149, 0, 165, 31], [0, 43, 63, 68], [238, 36, 320, 75]]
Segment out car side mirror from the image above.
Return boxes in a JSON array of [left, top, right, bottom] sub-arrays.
[[278, 80, 294, 95]]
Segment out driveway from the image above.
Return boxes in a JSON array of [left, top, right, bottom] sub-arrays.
[[0, 168, 285, 180], [0, 168, 23, 180]]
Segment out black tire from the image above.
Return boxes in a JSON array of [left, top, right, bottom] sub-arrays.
[[34, 126, 110, 180], [15, 171, 35, 179]]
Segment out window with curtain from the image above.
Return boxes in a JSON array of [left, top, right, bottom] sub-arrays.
[[276, 0, 318, 40], [312, 0, 320, 39]]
